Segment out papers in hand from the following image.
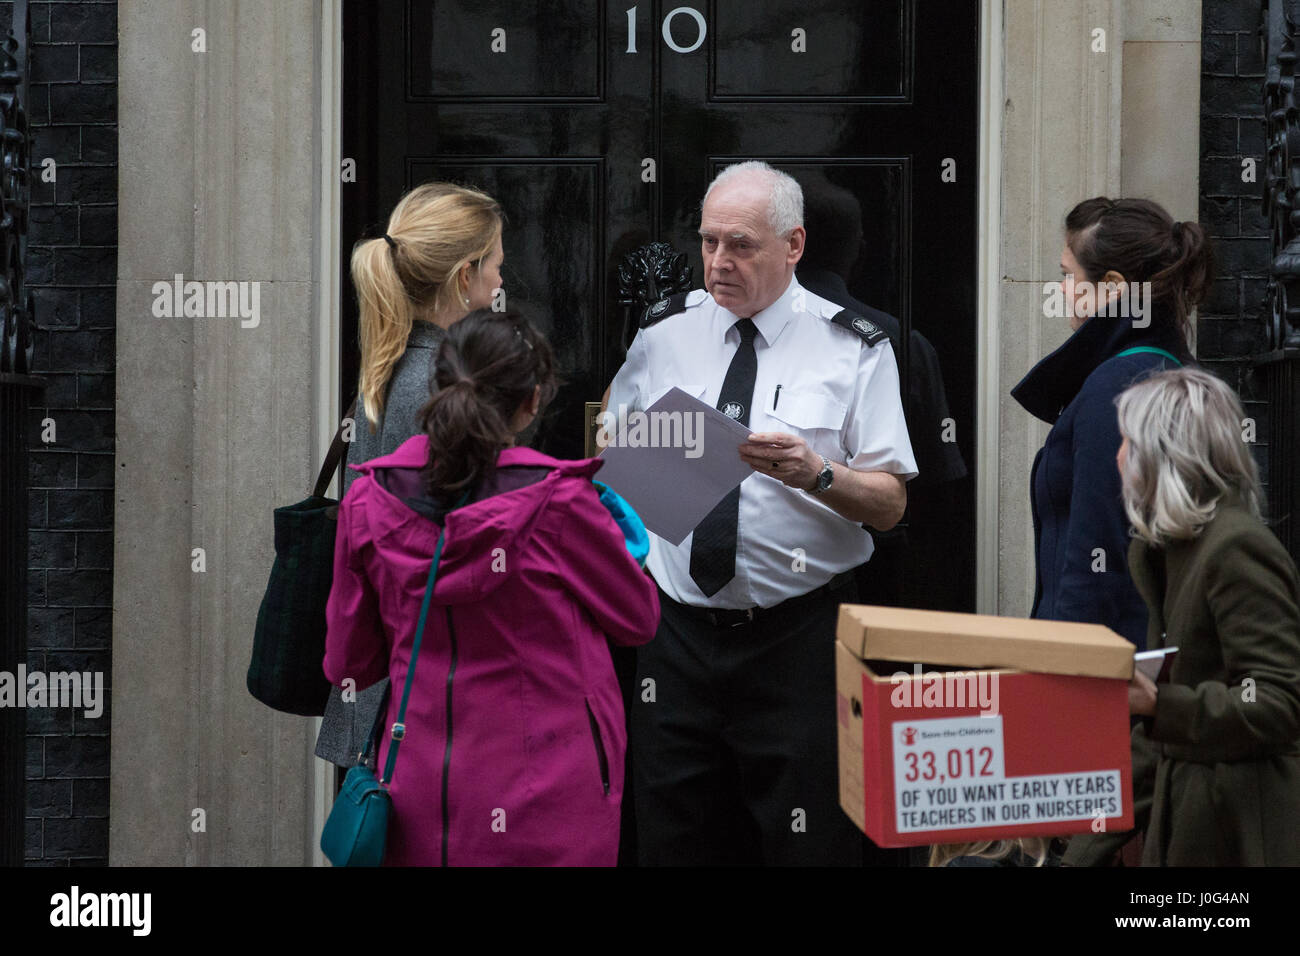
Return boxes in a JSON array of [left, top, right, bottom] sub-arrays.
[[1134, 647, 1178, 683], [595, 387, 755, 545]]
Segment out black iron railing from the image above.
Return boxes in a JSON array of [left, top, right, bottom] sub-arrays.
[[1260, 0, 1300, 561], [0, 0, 37, 867]]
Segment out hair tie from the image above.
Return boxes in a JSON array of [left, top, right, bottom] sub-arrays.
[[1172, 221, 1184, 241], [382, 233, 397, 250]]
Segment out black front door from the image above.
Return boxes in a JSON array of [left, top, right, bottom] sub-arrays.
[[342, 0, 978, 611]]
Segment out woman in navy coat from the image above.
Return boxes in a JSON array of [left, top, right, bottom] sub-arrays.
[[1010, 197, 1213, 649]]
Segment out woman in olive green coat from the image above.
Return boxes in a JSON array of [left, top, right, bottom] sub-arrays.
[[1065, 367, 1300, 866]]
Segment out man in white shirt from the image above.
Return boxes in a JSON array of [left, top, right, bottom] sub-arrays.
[[605, 161, 918, 865]]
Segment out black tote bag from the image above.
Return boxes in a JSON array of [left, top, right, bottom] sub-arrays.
[[246, 401, 357, 716]]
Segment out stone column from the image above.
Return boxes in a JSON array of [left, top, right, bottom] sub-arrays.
[[994, 0, 1201, 616], [1119, 2, 1204, 219], [997, 0, 1124, 615], [113, 0, 329, 865]]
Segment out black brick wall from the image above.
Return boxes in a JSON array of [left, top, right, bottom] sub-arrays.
[[1, 0, 117, 866], [1200, 1, 1273, 490]]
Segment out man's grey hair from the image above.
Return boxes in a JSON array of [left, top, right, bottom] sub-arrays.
[[703, 161, 804, 237], [1115, 366, 1263, 545]]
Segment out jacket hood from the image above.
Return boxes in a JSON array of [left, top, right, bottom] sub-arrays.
[[1011, 307, 1190, 424], [346, 438, 604, 604]]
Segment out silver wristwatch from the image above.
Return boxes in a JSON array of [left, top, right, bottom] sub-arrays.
[[809, 455, 833, 495]]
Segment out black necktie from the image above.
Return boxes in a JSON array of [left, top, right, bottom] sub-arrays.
[[689, 318, 758, 597]]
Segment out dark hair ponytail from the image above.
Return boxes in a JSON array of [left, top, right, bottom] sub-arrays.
[[1064, 197, 1215, 345], [1157, 218, 1214, 324], [418, 309, 558, 504]]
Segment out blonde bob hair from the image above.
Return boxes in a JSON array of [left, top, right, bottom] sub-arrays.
[[1115, 367, 1263, 545], [351, 182, 503, 430]]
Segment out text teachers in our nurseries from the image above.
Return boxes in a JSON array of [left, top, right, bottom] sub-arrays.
[[892, 715, 1122, 832]]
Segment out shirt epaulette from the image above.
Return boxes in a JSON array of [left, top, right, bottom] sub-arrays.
[[827, 308, 890, 347], [640, 291, 691, 328]]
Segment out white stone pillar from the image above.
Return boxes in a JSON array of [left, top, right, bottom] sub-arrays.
[[113, 0, 330, 865], [993, 0, 1200, 617], [1119, 3, 1204, 220]]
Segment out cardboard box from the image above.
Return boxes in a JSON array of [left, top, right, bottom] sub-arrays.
[[836, 605, 1135, 849]]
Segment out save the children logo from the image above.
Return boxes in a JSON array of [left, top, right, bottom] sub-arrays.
[[901, 726, 918, 746]]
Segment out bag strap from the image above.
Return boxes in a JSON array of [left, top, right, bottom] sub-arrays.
[[356, 681, 391, 766], [378, 488, 471, 788], [313, 398, 359, 499], [1115, 345, 1182, 366]]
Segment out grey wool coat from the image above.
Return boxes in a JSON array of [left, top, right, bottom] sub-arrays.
[[1064, 493, 1300, 866], [315, 320, 446, 767]]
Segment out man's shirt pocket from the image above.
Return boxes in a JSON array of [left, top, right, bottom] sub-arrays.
[[764, 388, 847, 452]]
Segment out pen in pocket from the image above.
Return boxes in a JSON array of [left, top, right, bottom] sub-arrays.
[[774, 384, 782, 409]]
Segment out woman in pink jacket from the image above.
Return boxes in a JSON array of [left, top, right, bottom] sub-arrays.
[[324, 310, 659, 866]]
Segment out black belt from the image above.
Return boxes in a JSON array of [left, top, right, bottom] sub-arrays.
[[662, 571, 856, 629]]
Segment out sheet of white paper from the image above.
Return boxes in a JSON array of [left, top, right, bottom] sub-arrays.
[[1134, 647, 1178, 682], [595, 387, 757, 545]]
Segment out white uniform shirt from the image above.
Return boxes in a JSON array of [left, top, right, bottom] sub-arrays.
[[606, 274, 918, 609]]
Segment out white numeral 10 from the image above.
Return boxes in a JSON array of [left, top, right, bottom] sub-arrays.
[[626, 5, 707, 54]]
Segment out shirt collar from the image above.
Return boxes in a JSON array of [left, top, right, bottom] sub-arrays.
[[717, 273, 799, 347]]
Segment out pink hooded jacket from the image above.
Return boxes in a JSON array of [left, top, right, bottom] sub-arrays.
[[323, 437, 659, 866]]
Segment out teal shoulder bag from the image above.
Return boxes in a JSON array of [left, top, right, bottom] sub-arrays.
[[320, 491, 465, 867]]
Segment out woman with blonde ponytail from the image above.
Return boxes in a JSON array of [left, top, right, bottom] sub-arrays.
[[345, 181, 505, 492], [316, 182, 504, 771]]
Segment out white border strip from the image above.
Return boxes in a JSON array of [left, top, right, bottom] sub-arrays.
[[976, 0, 1003, 615], [311, 0, 344, 867]]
